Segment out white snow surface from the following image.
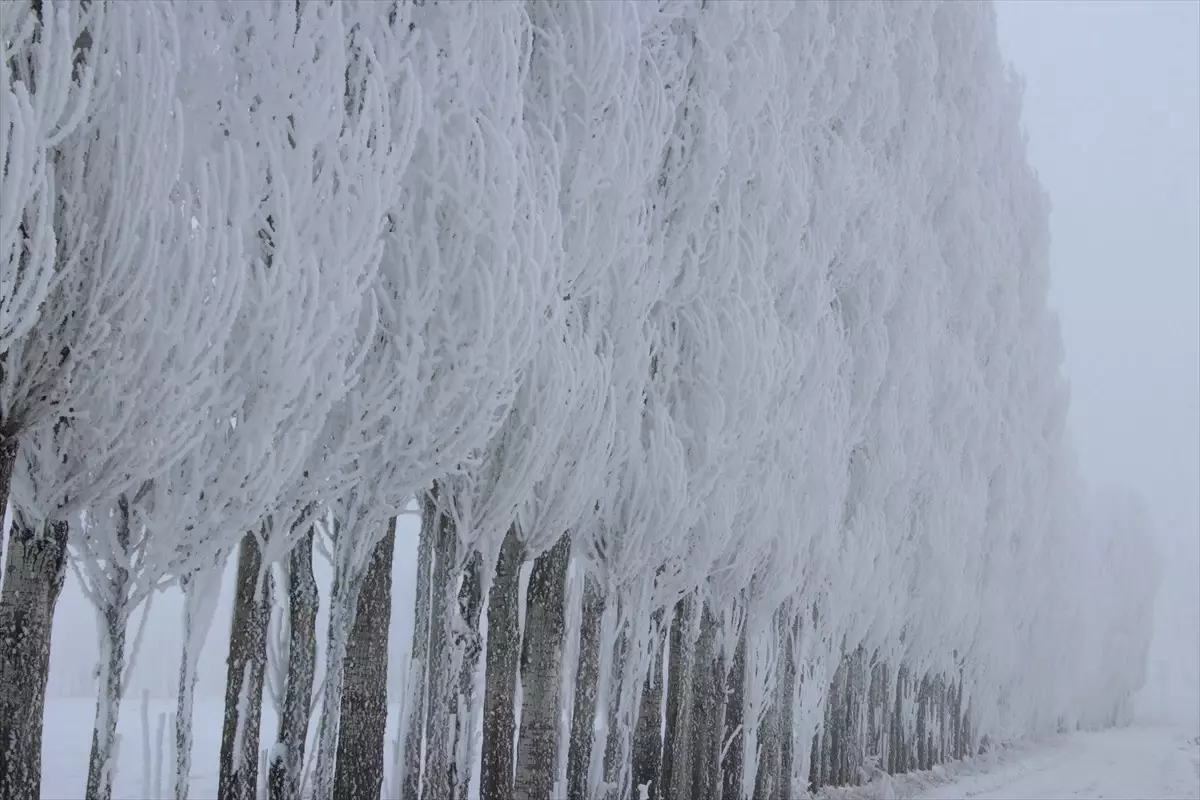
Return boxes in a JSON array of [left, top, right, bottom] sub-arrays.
[[819, 726, 1200, 800], [919, 727, 1200, 800]]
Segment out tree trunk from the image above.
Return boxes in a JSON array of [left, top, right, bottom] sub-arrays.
[[687, 602, 721, 800], [939, 674, 950, 765], [218, 530, 274, 800], [867, 659, 888, 773], [313, 523, 387, 800], [422, 497, 459, 800], [86, 496, 133, 800], [661, 595, 697, 800], [962, 700, 971, 759], [173, 563, 225, 800], [85, 597, 127, 800], [824, 658, 845, 787], [754, 698, 781, 800], [952, 671, 966, 760], [567, 576, 604, 800], [334, 518, 397, 800], [844, 648, 865, 785], [269, 527, 319, 800], [916, 673, 929, 772], [450, 549, 484, 799], [402, 492, 439, 800], [808, 731, 820, 795], [888, 667, 899, 776], [631, 608, 665, 800], [0, 436, 17, 567], [845, 653, 859, 785], [0, 517, 68, 800], [888, 665, 906, 775], [513, 533, 571, 800], [776, 614, 798, 799], [480, 525, 524, 800], [177, 632, 198, 800], [602, 612, 630, 799], [721, 618, 747, 800], [753, 617, 785, 800]]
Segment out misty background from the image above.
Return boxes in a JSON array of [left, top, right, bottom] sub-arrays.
[[995, 0, 1200, 730]]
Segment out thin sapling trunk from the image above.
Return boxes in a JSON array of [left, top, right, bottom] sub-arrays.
[[85, 496, 135, 800]]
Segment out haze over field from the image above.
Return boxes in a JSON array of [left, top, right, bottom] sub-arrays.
[[996, 0, 1200, 733]]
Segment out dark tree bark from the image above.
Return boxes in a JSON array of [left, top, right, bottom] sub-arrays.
[[916, 673, 929, 772], [218, 530, 274, 800], [0, 516, 68, 800], [866, 658, 888, 772], [423, 496, 460, 800], [824, 657, 845, 787], [567, 574, 605, 800], [85, 589, 127, 800], [334, 518, 397, 800], [721, 617, 748, 800], [86, 496, 133, 800], [754, 609, 793, 799], [269, 527, 320, 800], [630, 608, 665, 800], [808, 731, 820, 795], [602, 609, 630, 799], [402, 493, 439, 800], [844, 647, 867, 785], [480, 525, 524, 800], [661, 595, 697, 800], [952, 670, 966, 760], [449, 549, 484, 799], [689, 602, 723, 800], [888, 665, 908, 775], [513, 533, 571, 800], [752, 670, 780, 800], [776, 614, 798, 798], [962, 698, 975, 759], [846, 652, 861, 785], [0, 436, 16, 567], [938, 674, 950, 765]]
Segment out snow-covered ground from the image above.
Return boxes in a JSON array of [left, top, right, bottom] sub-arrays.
[[815, 727, 1200, 800], [917, 727, 1200, 800], [819, 726, 1200, 800]]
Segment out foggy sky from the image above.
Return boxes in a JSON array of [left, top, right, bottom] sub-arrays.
[[994, 0, 1200, 727]]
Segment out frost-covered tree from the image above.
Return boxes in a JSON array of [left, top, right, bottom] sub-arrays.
[[0, 0, 94, 391], [88, 4, 404, 797], [0, 4, 252, 795], [295, 5, 554, 799], [420, 313, 593, 800]]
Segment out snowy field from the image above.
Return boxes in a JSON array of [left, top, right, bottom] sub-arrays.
[[915, 727, 1200, 800], [816, 727, 1200, 800]]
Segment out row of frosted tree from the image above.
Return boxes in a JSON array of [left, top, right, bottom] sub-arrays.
[[0, 1, 1159, 799]]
